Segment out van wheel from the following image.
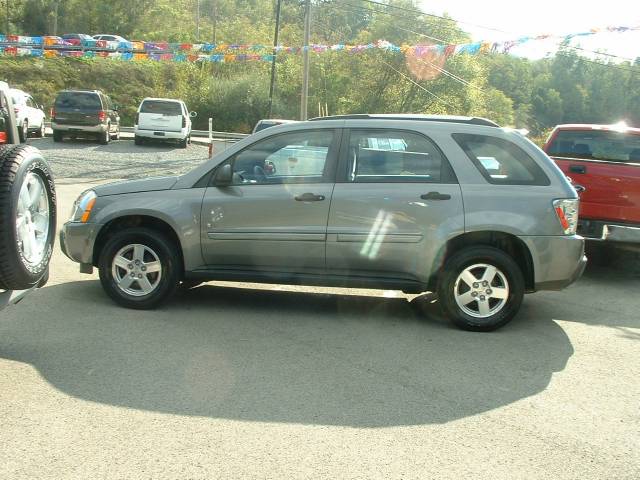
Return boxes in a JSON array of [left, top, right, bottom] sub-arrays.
[[52, 130, 63, 142], [98, 227, 180, 309], [0, 145, 56, 290], [36, 121, 46, 138], [179, 137, 188, 149], [134, 135, 143, 145], [437, 247, 524, 331], [18, 121, 28, 143], [99, 126, 110, 145]]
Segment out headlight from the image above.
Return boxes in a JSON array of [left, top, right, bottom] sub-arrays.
[[69, 190, 97, 223]]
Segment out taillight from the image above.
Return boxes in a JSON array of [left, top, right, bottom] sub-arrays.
[[135, 112, 139, 125], [50, 107, 56, 119], [182, 116, 186, 128], [0, 132, 6, 144], [553, 199, 579, 235], [98, 110, 107, 122], [13, 106, 20, 114]]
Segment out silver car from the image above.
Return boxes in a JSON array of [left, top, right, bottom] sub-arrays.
[[60, 115, 586, 331]]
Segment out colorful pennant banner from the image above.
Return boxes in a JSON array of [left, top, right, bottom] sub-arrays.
[[0, 25, 637, 63]]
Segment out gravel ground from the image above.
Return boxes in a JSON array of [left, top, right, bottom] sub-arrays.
[[29, 137, 212, 184]]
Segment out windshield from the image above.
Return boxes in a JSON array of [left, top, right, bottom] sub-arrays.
[[140, 100, 182, 116], [547, 130, 640, 162], [55, 92, 101, 110]]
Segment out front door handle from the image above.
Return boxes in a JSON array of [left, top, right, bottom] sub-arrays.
[[420, 192, 451, 201], [569, 165, 586, 174], [295, 192, 325, 202]]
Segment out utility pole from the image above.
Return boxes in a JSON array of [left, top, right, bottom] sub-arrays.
[[211, 0, 217, 44], [267, 0, 282, 118], [52, 0, 59, 36], [300, 0, 311, 120], [195, 0, 200, 42]]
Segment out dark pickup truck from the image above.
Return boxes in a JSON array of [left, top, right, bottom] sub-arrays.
[[543, 123, 640, 247]]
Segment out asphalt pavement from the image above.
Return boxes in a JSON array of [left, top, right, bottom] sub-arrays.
[[1, 141, 639, 479]]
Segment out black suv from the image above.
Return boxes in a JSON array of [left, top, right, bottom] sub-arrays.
[[51, 90, 120, 144]]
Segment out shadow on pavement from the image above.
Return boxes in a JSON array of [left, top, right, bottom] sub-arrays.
[[0, 280, 573, 427], [31, 137, 189, 154]]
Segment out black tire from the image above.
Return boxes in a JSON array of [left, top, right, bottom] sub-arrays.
[[437, 246, 525, 332], [18, 121, 28, 143], [134, 135, 143, 145], [98, 227, 181, 309], [179, 137, 188, 149], [99, 126, 110, 145], [0, 145, 56, 290], [53, 130, 63, 142], [36, 121, 45, 138]]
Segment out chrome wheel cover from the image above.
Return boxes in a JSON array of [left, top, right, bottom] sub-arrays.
[[16, 172, 50, 265], [112, 244, 162, 297], [454, 263, 509, 319]]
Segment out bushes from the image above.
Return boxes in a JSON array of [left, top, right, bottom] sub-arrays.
[[0, 57, 277, 132]]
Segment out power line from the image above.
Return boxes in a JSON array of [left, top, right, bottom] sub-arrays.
[[562, 44, 637, 62], [555, 51, 640, 74], [353, 0, 514, 35], [380, 59, 456, 108]]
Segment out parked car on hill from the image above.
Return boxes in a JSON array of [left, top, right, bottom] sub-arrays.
[[134, 98, 196, 148], [92, 34, 129, 43], [9, 88, 46, 142], [543, 123, 640, 247], [61, 33, 94, 46], [61, 114, 586, 331], [51, 89, 120, 144], [0, 81, 56, 311]]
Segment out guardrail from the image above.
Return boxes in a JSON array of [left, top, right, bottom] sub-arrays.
[[44, 122, 249, 142], [119, 126, 249, 140]]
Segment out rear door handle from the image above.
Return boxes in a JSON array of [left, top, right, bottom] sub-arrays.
[[569, 165, 586, 174], [295, 192, 325, 202], [420, 192, 451, 201]]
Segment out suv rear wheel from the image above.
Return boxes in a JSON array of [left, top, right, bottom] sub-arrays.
[[53, 130, 63, 142], [437, 246, 524, 331], [98, 227, 180, 309], [99, 125, 110, 145]]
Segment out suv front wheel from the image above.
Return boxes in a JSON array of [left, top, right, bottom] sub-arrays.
[[437, 246, 525, 331], [98, 227, 180, 309]]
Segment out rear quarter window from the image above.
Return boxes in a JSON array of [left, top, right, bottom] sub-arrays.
[[453, 133, 550, 186], [140, 101, 182, 116]]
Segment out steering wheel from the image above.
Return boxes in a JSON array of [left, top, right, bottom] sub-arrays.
[[253, 165, 268, 182]]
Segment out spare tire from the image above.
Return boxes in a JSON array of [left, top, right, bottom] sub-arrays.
[[0, 145, 56, 290]]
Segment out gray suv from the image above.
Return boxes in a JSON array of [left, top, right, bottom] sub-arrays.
[[60, 115, 586, 331]]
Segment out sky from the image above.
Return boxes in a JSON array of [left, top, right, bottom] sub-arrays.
[[418, 0, 640, 61]]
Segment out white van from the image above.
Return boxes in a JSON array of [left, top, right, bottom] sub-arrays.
[[134, 98, 196, 148], [9, 88, 47, 142]]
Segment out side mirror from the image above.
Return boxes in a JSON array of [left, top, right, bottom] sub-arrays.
[[214, 163, 232, 186], [113, 105, 119, 111], [189, 111, 198, 118], [39, 104, 44, 110]]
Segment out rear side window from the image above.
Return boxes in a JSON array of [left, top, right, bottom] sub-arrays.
[[140, 101, 182, 116], [547, 129, 640, 162], [347, 129, 454, 183], [55, 92, 101, 110], [453, 133, 550, 186]]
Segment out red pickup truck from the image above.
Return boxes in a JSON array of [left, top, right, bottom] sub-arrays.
[[543, 123, 640, 246]]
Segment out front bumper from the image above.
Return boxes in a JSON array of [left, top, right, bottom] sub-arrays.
[[60, 221, 101, 272], [134, 127, 189, 140], [579, 219, 640, 244], [52, 122, 108, 133]]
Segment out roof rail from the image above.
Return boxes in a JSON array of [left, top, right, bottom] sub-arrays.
[[308, 114, 500, 127]]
